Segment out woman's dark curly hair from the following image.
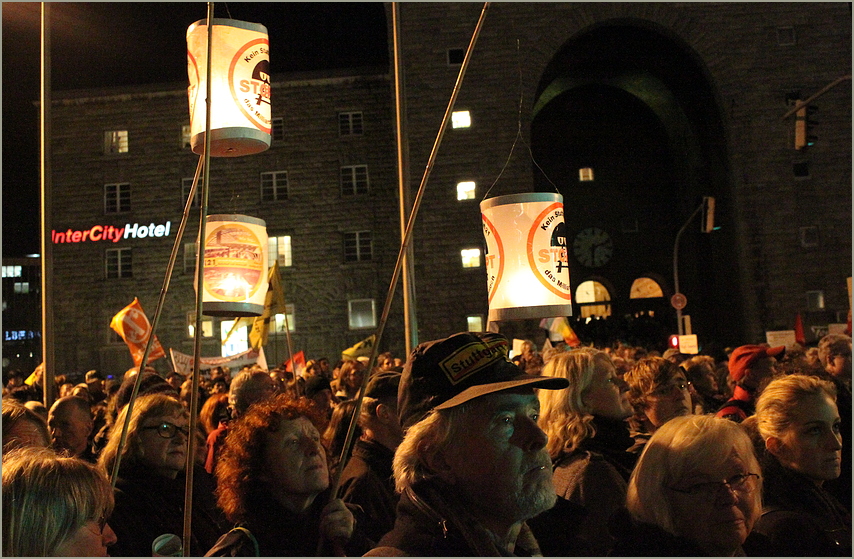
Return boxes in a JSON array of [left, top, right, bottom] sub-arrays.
[[214, 394, 329, 523]]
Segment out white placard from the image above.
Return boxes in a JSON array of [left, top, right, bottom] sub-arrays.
[[766, 330, 797, 349]]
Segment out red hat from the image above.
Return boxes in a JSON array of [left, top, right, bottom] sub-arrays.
[[728, 345, 785, 382]]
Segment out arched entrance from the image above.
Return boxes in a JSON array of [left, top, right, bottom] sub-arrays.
[[531, 21, 743, 348]]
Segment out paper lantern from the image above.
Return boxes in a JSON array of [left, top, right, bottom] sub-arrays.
[[200, 215, 268, 317], [481, 193, 573, 322], [187, 18, 271, 157]]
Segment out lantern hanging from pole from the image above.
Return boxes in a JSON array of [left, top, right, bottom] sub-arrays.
[[480, 192, 573, 322], [199, 214, 268, 317], [187, 18, 271, 157]]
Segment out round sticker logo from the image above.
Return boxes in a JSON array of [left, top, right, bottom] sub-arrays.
[[526, 202, 572, 299], [481, 213, 504, 304], [204, 224, 264, 302], [121, 307, 151, 345], [228, 38, 271, 133]]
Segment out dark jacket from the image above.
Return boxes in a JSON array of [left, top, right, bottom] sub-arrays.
[[204, 488, 372, 557], [550, 416, 637, 556], [109, 464, 228, 557], [715, 385, 754, 423], [750, 457, 852, 556], [367, 479, 542, 556], [822, 377, 852, 512], [609, 516, 722, 557], [337, 437, 398, 543]]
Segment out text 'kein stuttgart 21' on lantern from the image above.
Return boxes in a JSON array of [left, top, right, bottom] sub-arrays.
[[200, 215, 268, 317], [187, 18, 271, 157], [481, 192, 573, 322]]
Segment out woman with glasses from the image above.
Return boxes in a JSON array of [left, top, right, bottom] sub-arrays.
[[536, 348, 637, 556], [612, 414, 763, 556], [750, 374, 851, 556], [3, 446, 117, 556], [623, 357, 693, 455], [98, 393, 227, 556]]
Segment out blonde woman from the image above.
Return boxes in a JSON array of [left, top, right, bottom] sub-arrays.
[[751, 374, 851, 556], [537, 348, 636, 555]]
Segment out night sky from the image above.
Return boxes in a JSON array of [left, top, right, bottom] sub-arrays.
[[2, 2, 389, 257]]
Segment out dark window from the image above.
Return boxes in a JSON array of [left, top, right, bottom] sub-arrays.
[[106, 248, 132, 279], [104, 183, 131, 214], [261, 171, 289, 201], [341, 165, 369, 196], [338, 111, 364, 136], [272, 118, 285, 142], [344, 231, 372, 262]]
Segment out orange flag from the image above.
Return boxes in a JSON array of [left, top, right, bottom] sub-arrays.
[[284, 350, 306, 377], [110, 298, 166, 366], [794, 313, 806, 345]]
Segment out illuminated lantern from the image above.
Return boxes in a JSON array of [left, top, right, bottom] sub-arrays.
[[187, 18, 271, 157], [200, 215, 268, 317], [480, 193, 573, 322]]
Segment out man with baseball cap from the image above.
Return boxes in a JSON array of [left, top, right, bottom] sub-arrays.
[[716, 344, 785, 422], [365, 332, 568, 556]]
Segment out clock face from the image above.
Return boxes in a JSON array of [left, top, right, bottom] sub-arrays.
[[572, 227, 613, 268]]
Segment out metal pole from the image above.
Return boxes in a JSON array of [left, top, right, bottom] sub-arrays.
[[672, 203, 703, 336], [392, 3, 417, 355], [39, 2, 56, 408]]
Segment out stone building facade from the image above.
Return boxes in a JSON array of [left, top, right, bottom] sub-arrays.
[[44, 3, 850, 375]]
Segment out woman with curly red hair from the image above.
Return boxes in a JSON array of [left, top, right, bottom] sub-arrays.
[[206, 394, 371, 556]]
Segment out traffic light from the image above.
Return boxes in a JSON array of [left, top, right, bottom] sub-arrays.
[[668, 334, 680, 351], [701, 196, 716, 233], [794, 102, 818, 150]]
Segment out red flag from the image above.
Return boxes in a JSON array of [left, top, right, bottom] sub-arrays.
[[285, 350, 306, 377], [794, 313, 806, 345], [110, 298, 165, 366]]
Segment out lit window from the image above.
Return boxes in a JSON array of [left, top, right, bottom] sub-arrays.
[[267, 235, 293, 267], [105, 248, 132, 279], [579, 167, 594, 181], [349, 299, 376, 329], [104, 183, 131, 214], [806, 290, 825, 311], [272, 117, 285, 142], [467, 315, 484, 332], [221, 320, 248, 357], [339, 111, 364, 136], [575, 280, 611, 318], [457, 181, 476, 200], [461, 248, 481, 268], [183, 242, 197, 273], [261, 171, 289, 201], [344, 231, 372, 262], [181, 124, 192, 149], [452, 110, 471, 129], [13, 282, 29, 294], [629, 277, 664, 299], [341, 165, 369, 195], [104, 130, 128, 154], [271, 304, 296, 333], [2, 266, 22, 278], [181, 177, 200, 208], [187, 312, 214, 338]]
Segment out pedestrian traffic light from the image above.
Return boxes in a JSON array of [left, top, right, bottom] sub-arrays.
[[794, 102, 818, 150], [668, 335, 680, 350], [701, 196, 716, 233]]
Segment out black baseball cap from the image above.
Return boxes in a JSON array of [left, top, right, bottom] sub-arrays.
[[365, 370, 401, 400], [398, 332, 568, 430]]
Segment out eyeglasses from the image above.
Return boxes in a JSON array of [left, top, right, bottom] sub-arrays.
[[141, 422, 189, 439], [668, 473, 760, 498], [651, 380, 691, 397], [85, 510, 109, 536]]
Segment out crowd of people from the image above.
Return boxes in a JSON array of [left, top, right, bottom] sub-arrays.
[[1, 331, 850, 556]]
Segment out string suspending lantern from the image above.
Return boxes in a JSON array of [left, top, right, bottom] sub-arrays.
[[480, 192, 573, 322], [199, 215, 268, 317], [187, 18, 271, 157]]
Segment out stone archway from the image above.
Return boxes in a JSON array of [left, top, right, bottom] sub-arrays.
[[530, 20, 742, 347]]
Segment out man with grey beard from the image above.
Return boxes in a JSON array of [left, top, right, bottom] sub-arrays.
[[364, 332, 568, 556]]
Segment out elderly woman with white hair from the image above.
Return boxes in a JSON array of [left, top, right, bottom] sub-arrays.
[[611, 414, 764, 556], [3, 446, 117, 556]]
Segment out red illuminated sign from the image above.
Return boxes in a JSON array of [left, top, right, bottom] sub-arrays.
[[52, 221, 172, 244]]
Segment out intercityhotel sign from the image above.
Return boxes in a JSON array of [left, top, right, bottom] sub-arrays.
[[51, 221, 172, 244]]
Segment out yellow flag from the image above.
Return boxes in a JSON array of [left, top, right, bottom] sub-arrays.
[[249, 262, 287, 349], [342, 334, 376, 360]]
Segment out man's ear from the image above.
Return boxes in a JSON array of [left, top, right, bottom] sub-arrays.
[[421, 442, 456, 484], [375, 402, 397, 424]]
